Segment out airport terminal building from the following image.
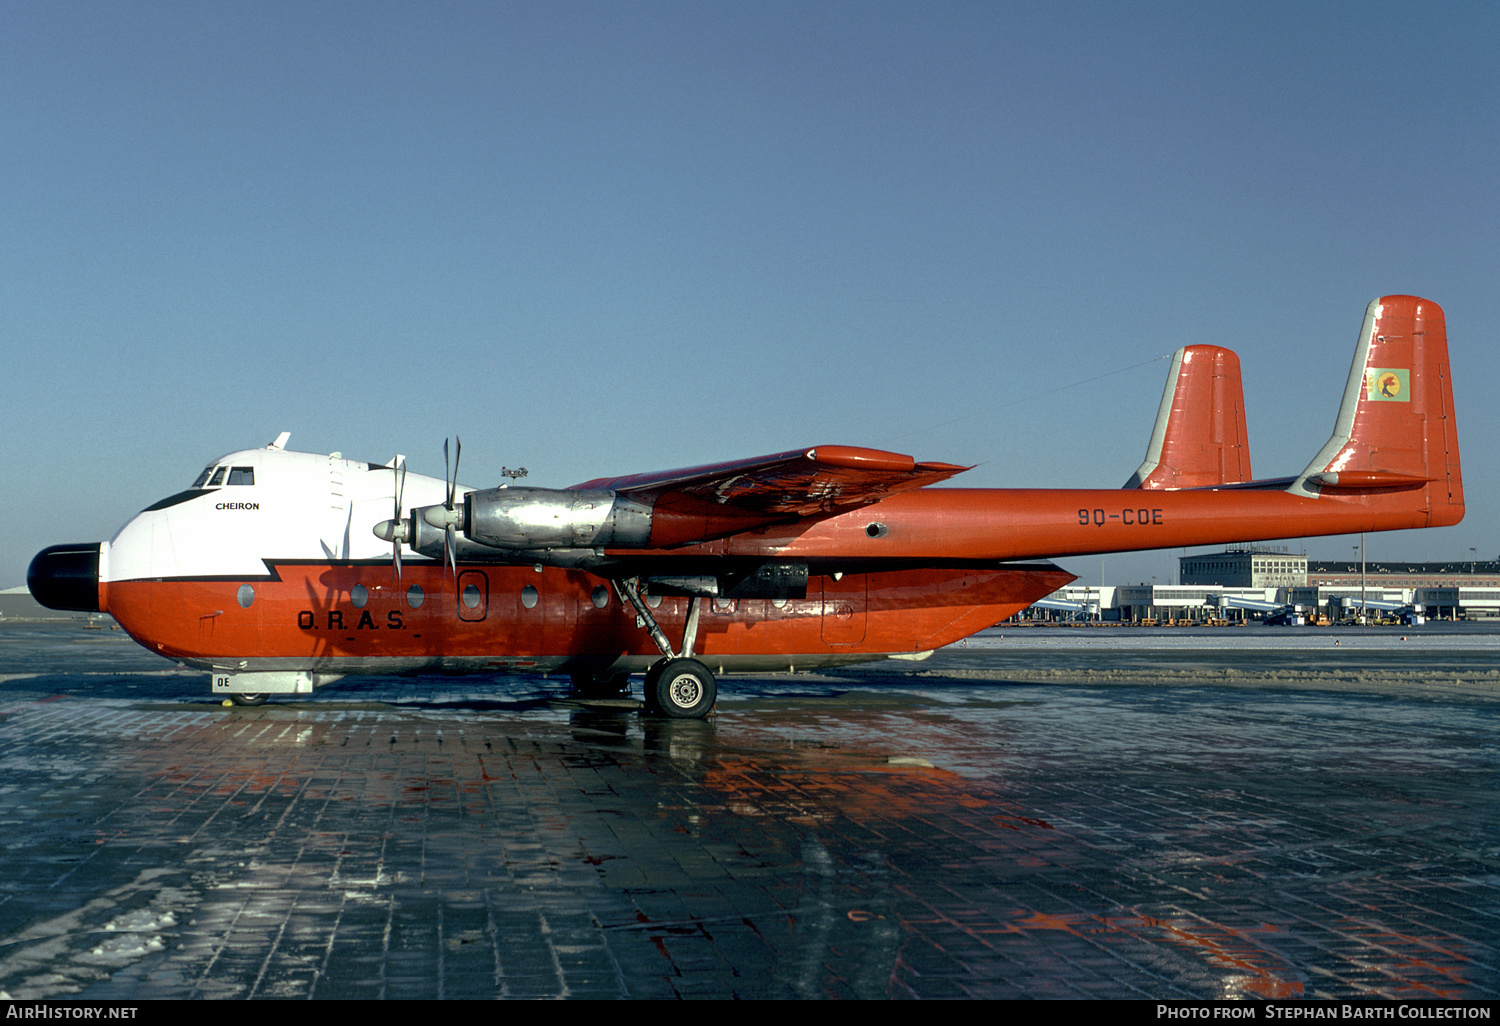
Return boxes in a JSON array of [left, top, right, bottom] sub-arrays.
[[1033, 548, 1500, 623], [1179, 548, 1308, 588]]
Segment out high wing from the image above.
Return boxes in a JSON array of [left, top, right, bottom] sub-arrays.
[[580, 445, 968, 549], [388, 445, 971, 561], [577, 445, 968, 519]]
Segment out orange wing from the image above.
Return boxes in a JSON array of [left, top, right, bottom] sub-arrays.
[[576, 445, 969, 547]]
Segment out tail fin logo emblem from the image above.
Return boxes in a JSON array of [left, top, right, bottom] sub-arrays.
[[1366, 368, 1409, 401]]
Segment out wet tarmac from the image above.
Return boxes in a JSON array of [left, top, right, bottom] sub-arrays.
[[0, 622, 1496, 1000]]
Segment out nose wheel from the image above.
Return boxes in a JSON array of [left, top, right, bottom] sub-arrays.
[[644, 658, 716, 719]]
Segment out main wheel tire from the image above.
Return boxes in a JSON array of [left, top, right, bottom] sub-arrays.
[[230, 693, 268, 706], [646, 658, 716, 719], [642, 659, 668, 711]]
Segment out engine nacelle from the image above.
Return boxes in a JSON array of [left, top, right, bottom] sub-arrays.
[[464, 487, 653, 550]]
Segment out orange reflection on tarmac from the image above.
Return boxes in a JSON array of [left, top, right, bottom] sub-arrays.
[[695, 748, 1476, 1000], [1130, 916, 1304, 1000], [701, 754, 1051, 833], [1335, 918, 1474, 1001], [985, 910, 1305, 999]]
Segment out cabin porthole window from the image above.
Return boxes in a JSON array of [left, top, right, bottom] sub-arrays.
[[407, 584, 424, 608], [866, 522, 887, 538], [351, 584, 368, 608], [236, 584, 255, 608], [462, 583, 482, 609], [521, 585, 539, 609], [591, 586, 609, 609]]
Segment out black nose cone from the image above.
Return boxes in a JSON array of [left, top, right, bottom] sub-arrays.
[[27, 543, 102, 612]]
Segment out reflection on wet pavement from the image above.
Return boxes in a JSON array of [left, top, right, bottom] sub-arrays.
[[0, 624, 1495, 998]]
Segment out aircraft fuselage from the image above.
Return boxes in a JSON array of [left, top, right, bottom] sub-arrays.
[[38, 447, 1076, 680]]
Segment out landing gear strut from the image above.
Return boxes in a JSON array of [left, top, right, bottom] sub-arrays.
[[614, 578, 716, 720]]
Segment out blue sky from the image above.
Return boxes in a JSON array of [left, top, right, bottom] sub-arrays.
[[4, 1, 1497, 588]]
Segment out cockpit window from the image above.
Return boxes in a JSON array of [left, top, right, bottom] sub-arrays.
[[191, 466, 214, 489], [227, 467, 255, 486], [207, 467, 227, 486]]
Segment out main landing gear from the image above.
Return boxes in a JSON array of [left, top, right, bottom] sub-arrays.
[[643, 657, 717, 719], [614, 578, 717, 720]]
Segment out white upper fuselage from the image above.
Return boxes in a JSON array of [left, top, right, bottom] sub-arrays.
[[102, 447, 463, 582]]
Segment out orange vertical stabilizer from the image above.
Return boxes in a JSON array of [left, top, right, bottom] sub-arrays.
[[1125, 344, 1252, 490], [1290, 295, 1463, 525]]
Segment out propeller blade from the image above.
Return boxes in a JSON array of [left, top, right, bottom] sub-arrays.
[[447, 436, 463, 510], [390, 459, 407, 587], [443, 437, 462, 580], [444, 438, 454, 510]]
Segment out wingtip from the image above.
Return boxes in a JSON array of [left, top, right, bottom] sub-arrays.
[[805, 446, 916, 472]]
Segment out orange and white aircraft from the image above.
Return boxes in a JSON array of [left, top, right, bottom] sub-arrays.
[[28, 296, 1462, 717]]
